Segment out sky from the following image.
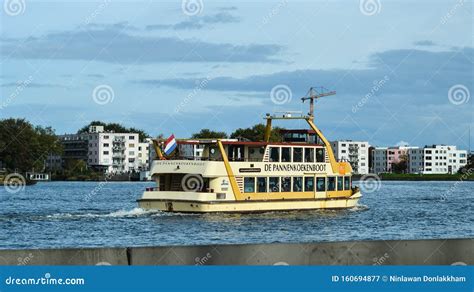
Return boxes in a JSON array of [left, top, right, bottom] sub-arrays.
[[0, 0, 473, 150]]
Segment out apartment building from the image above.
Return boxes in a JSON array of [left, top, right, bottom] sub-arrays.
[[331, 140, 369, 174], [408, 148, 424, 174], [423, 145, 468, 174], [371, 147, 388, 174]]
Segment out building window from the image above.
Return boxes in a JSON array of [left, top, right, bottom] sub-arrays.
[[103, 143, 109, 147], [281, 177, 291, 192], [257, 177, 267, 193], [316, 177, 326, 192], [293, 177, 303, 192], [103, 151, 109, 155], [129, 136, 135, 140], [269, 177, 280, 192], [244, 177, 255, 193], [281, 148, 291, 162], [316, 148, 325, 162], [104, 136, 109, 139], [129, 151, 135, 155], [337, 177, 343, 191], [269, 147, 280, 162], [129, 144, 135, 148], [304, 148, 314, 163], [327, 177, 336, 191], [305, 177, 314, 192], [293, 148, 303, 163]]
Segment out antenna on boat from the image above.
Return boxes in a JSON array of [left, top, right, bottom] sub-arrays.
[[301, 87, 336, 121]]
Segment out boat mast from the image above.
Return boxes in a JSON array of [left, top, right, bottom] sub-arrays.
[[301, 87, 336, 122]]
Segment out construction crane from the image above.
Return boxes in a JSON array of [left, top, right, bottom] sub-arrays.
[[301, 87, 336, 121]]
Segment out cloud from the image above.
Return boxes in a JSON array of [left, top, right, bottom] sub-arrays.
[[1, 82, 69, 88], [1, 28, 281, 63], [146, 12, 240, 30], [413, 40, 436, 47], [137, 47, 473, 105]]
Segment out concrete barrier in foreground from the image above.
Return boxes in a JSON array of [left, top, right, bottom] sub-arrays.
[[0, 239, 471, 266]]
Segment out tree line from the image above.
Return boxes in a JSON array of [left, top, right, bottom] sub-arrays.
[[0, 119, 285, 173]]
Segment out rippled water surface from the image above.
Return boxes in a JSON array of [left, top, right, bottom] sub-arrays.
[[0, 181, 472, 249]]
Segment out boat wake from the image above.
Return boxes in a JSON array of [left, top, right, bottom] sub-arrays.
[[46, 208, 159, 219], [349, 204, 370, 212]]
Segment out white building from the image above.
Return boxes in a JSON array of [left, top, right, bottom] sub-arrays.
[[423, 145, 468, 174], [138, 141, 150, 170], [87, 125, 140, 173], [331, 140, 369, 174]]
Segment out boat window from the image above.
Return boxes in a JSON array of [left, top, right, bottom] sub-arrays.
[[281, 147, 291, 162], [316, 148, 325, 162], [337, 177, 343, 191], [244, 177, 255, 193], [269, 147, 280, 162], [257, 177, 267, 193], [327, 177, 336, 191], [316, 177, 325, 192], [269, 177, 280, 192], [344, 176, 351, 190], [304, 148, 315, 163], [293, 177, 303, 192], [293, 148, 303, 163], [228, 145, 244, 161], [281, 177, 291, 192], [209, 146, 222, 161], [305, 177, 314, 192]]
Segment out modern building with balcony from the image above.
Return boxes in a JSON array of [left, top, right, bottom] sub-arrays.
[[331, 140, 369, 174]]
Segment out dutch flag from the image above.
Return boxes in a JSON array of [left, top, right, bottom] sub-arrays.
[[164, 134, 177, 156]]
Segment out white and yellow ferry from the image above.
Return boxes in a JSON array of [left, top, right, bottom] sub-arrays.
[[138, 89, 361, 213]]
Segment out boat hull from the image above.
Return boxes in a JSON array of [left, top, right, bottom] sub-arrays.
[[138, 191, 362, 213]]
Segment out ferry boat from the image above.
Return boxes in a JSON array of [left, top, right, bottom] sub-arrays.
[[138, 88, 362, 213]]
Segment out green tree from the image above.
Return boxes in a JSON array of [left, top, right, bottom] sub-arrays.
[[391, 154, 408, 174], [230, 123, 284, 142], [191, 129, 228, 139], [458, 153, 473, 174], [78, 121, 149, 142], [0, 118, 62, 172]]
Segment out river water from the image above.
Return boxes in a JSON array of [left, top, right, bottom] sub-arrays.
[[0, 181, 472, 249]]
